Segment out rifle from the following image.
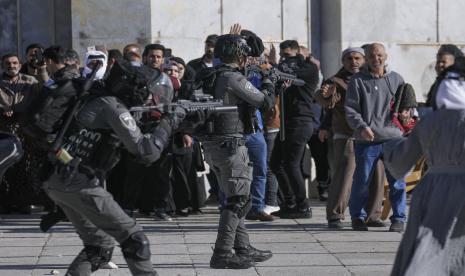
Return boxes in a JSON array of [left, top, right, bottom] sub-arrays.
[[129, 99, 237, 115], [267, 67, 306, 87], [247, 65, 306, 87], [246, 66, 306, 141]]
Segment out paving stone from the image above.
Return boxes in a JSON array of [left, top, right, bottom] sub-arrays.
[[335, 252, 397, 266], [0, 201, 403, 275], [347, 264, 393, 276]]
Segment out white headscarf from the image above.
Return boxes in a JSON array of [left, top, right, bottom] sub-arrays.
[[436, 71, 465, 110], [81, 50, 107, 80]]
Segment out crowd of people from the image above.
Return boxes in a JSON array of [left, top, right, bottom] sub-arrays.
[[0, 23, 464, 275]]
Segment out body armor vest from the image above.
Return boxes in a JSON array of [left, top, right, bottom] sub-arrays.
[[62, 127, 121, 176], [207, 69, 245, 135]]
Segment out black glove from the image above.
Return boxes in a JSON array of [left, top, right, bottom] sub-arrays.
[[162, 106, 186, 130], [192, 109, 213, 124], [180, 109, 213, 133], [260, 93, 275, 112], [261, 78, 276, 96]]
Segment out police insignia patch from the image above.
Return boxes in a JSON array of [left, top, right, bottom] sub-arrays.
[[119, 112, 137, 131], [245, 82, 254, 91]]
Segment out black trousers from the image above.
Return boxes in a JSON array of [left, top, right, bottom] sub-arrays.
[[270, 120, 313, 208], [119, 151, 172, 211], [308, 133, 330, 183], [171, 140, 207, 211]]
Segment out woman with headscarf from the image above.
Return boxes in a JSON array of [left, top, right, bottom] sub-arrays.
[[384, 56, 465, 276]]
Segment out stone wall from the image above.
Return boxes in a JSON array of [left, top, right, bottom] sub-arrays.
[[4, 0, 465, 101], [0, 0, 18, 55], [320, 0, 465, 101], [69, 0, 311, 63]]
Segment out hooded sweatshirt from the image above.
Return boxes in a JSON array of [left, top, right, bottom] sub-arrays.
[[344, 66, 404, 142]]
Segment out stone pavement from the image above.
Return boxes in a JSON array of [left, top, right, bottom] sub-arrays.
[[0, 200, 402, 276]]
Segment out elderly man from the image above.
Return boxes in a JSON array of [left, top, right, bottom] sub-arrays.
[[0, 53, 40, 214], [316, 47, 386, 229], [344, 43, 407, 232]]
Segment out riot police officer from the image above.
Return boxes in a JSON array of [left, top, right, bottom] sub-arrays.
[[200, 34, 275, 269], [42, 60, 185, 276]]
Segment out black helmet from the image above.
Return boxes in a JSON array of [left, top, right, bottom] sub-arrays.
[[105, 58, 161, 107], [214, 34, 251, 62]]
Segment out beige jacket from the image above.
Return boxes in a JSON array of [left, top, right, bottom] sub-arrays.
[[0, 73, 39, 114]]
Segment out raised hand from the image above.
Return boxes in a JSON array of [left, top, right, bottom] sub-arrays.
[[229, 23, 242, 35]]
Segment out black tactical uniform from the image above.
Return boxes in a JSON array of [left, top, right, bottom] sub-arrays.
[[200, 35, 275, 269], [43, 61, 184, 276]]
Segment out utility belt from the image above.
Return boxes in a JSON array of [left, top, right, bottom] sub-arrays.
[[56, 159, 107, 187], [220, 137, 246, 154]]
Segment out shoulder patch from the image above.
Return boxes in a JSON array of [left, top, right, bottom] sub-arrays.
[[119, 112, 137, 131], [245, 82, 254, 92]]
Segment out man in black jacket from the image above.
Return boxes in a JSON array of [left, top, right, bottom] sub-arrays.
[[187, 34, 218, 75], [270, 40, 320, 219]]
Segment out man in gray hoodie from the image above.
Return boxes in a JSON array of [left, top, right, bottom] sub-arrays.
[[344, 43, 407, 232]]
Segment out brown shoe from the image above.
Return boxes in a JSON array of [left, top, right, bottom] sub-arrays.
[[245, 211, 278, 221]]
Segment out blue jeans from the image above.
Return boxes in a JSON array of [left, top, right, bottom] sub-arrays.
[[245, 132, 267, 213], [349, 142, 407, 222]]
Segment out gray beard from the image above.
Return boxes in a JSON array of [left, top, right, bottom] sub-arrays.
[[4, 70, 19, 77]]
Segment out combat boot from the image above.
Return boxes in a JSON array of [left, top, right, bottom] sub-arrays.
[[40, 208, 67, 232], [210, 249, 254, 269], [235, 245, 272, 262]]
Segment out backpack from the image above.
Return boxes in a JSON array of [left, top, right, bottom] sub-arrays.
[[194, 66, 232, 96], [23, 78, 101, 150]]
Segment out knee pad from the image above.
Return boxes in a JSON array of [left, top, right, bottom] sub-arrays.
[[121, 231, 151, 261], [224, 196, 251, 218], [81, 245, 114, 272]]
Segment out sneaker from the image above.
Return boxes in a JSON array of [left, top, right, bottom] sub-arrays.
[[274, 205, 294, 219], [293, 207, 312, 219], [235, 245, 272, 262], [189, 208, 203, 215], [245, 211, 278, 222], [153, 209, 173, 221], [366, 219, 387, 227], [328, 219, 344, 229], [210, 250, 254, 269], [389, 220, 405, 232], [263, 205, 280, 215], [175, 209, 189, 217], [275, 205, 312, 219], [351, 218, 368, 231]]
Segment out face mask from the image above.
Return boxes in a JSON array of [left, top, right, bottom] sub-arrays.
[[130, 60, 142, 67], [205, 51, 214, 60]]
